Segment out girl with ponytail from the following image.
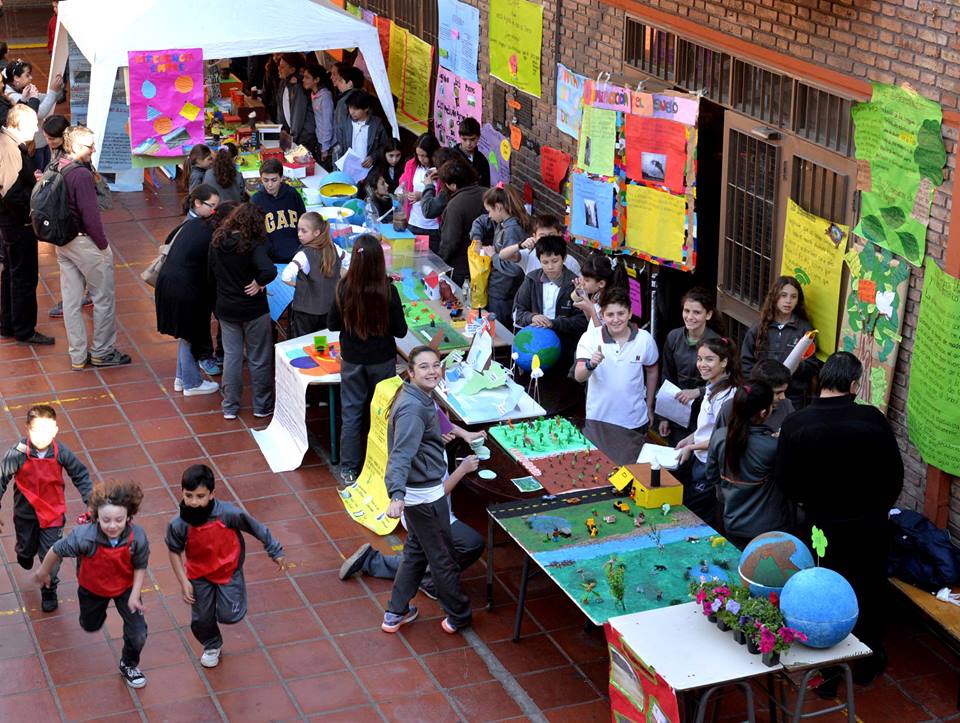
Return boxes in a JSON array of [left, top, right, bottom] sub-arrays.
[[705, 381, 791, 548], [572, 252, 629, 326]]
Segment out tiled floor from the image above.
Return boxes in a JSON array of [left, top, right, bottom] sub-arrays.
[[1, 48, 959, 723]]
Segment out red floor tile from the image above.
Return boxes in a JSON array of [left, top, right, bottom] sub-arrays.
[[44, 640, 120, 685], [0, 654, 47, 696], [218, 682, 300, 721], [249, 608, 326, 647], [488, 634, 570, 675], [56, 674, 137, 721], [517, 666, 602, 710], [355, 658, 438, 700], [203, 648, 278, 692], [134, 663, 209, 707], [423, 647, 495, 688], [288, 670, 370, 714], [337, 628, 413, 668], [0, 688, 60, 720], [379, 691, 461, 722], [143, 696, 221, 723], [268, 638, 345, 679], [448, 680, 524, 722]]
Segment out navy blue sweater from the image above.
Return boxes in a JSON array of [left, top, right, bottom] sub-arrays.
[[250, 184, 306, 263]]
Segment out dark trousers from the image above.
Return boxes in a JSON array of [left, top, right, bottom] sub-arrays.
[[388, 497, 473, 629], [339, 358, 398, 474], [485, 296, 515, 331], [0, 225, 39, 340], [78, 585, 148, 667], [14, 514, 63, 588], [408, 225, 441, 255], [364, 517, 485, 584], [190, 567, 247, 650], [289, 309, 327, 339], [683, 457, 720, 528], [194, 314, 224, 362]]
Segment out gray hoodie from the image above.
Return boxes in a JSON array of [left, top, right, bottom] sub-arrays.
[[384, 382, 447, 500]]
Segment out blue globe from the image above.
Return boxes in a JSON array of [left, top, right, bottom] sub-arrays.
[[738, 531, 815, 598], [781, 567, 859, 648], [512, 325, 561, 373]]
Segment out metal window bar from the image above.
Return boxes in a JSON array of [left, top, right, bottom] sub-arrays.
[[676, 40, 731, 103], [624, 18, 676, 80], [732, 60, 791, 128], [791, 157, 849, 225], [793, 83, 855, 157]]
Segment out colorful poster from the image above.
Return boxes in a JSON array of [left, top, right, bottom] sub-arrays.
[[652, 93, 700, 126], [556, 63, 586, 138], [488, 0, 544, 98], [606, 624, 681, 723], [570, 172, 618, 249], [584, 79, 632, 112], [434, 67, 482, 147], [387, 22, 407, 95], [127, 48, 204, 157], [438, 0, 480, 82], [624, 184, 687, 264], [540, 146, 571, 193], [376, 16, 392, 67], [907, 259, 960, 477], [398, 33, 433, 134], [479, 123, 511, 187], [576, 106, 617, 176], [347, 375, 404, 534], [851, 83, 945, 267], [839, 241, 909, 412], [624, 115, 687, 192], [779, 199, 847, 358]]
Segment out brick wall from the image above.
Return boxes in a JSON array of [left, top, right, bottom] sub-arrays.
[[357, 0, 960, 533]]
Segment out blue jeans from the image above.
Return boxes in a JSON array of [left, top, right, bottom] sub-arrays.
[[176, 338, 203, 389]]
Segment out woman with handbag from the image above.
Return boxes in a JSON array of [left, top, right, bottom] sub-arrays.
[[154, 185, 224, 396]]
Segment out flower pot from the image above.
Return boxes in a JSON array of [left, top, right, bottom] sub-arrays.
[[717, 619, 731, 632], [762, 650, 781, 667], [746, 638, 760, 655], [733, 629, 747, 645], [707, 614, 718, 623]]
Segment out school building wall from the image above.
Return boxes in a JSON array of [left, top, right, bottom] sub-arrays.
[[359, 0, 960, 534]]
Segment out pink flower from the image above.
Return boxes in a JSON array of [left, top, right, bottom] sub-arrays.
[[695, 589, 706, 605], [778, 626, 807, 645], [702, 601, 712, 616], [759, 626, 777, 654]]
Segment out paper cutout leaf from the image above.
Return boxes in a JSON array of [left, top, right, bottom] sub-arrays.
[[879, 206, 906, 229], [811, 525, 828, 560], [915, 118, 946, 185]]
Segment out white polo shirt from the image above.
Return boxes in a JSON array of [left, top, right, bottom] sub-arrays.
[[576, 323, 659, 429], [693, 379, 737, 463]]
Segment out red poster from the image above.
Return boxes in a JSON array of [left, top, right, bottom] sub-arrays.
[[540, 145, 571, 193], [625, 115, 687, 193], [376, 16, 391, 66], [605, 623, 681, 723]]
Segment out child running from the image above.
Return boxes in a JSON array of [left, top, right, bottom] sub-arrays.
[[165, 464, 285, 668], [0, 404, 91, 612], [281, 211, 342, 337], [36, 479, 150, 688]]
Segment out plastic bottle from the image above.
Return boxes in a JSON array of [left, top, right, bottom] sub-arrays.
[[364, 193, 380, 235]]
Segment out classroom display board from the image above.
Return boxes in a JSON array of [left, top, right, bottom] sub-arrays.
[[567, 80, 700, 269], [907, 259, 960, 477], [556, 63, 586, 139], [851, 83, 946, 267], [488, 0, 544, 98], [437, 0, 480, 82], [397, 33, 433, 134], [434, 68, 483, 147], [490, 487, 739, 625], [128, 48, 204, 157], [606, 624, 682, 723]]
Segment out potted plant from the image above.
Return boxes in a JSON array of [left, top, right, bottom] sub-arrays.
[[737, 597, 767, 654], [689, 578, 731, 623], [716, 585, 749, 632]]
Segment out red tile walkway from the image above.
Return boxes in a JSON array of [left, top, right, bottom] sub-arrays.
[[0, 49, 957, 723]]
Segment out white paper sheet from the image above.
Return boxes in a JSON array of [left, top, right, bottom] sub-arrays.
[[336, 148, 369, 184], [655, 379, 693, 428], [637, 443, 682, 470]]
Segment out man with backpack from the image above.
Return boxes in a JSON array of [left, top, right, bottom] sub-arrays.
[[0, 104, 53, 345], [41, 125, 130, 369]]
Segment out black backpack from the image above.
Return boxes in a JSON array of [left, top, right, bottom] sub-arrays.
[[888, 509, 960, 592], [29, 161, 81, 246]]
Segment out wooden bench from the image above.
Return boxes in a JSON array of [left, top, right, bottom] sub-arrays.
[[890, 577, 960, 709]]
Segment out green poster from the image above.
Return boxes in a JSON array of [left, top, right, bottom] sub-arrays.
[[488, 0, 544, 97], [851, 83, 945, 267], [906, 259, 960, 476], [576, 106, 617, 177]]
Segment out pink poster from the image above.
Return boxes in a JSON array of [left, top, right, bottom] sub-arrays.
[[434, 67, 482, 147], [128, 48, 205, 157]]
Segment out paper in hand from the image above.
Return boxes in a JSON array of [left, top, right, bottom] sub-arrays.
[[637, 444, 682, 470], [655, 380, 692, 428], [336, 149, 369, 184]]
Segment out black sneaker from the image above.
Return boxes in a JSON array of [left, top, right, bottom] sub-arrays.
[[338, 543, 372, 580], [119, 663, 146, 688], [418, 583, 439, 600], [41, 587, 58, 613], [17, 332, 55, 346], [16, 554, 33, 570], [91, 349, 132, 367]]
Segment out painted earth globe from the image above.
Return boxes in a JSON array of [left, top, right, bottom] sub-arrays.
[[738, 531, 815, 598], [512, 325, 561, 373], [780, 567, 859, 648]]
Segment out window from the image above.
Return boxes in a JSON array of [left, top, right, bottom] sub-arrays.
[[793, 83, 855, 157], [676, 40, 730, 105], [732, 60, 791, 128], [623, 18, 676, 81]]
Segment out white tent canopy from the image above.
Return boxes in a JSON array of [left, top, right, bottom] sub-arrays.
[[49, 0, 399, 168]]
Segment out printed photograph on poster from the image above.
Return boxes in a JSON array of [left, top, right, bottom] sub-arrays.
[[556, 63, 586, 138], [434, 67, 482, 146], [583, 199, 599, 228], [642, 153, 667, 183], [570, 172, 616, 248]]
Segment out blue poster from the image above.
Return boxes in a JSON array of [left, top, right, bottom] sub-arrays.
[[266, 264, 294, 321], [556, 63, 586, 139], [571, 172, 617, 248], [438, 0, 480, 82]]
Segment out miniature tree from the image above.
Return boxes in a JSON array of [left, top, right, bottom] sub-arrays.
[[604, 554, 627, 611]]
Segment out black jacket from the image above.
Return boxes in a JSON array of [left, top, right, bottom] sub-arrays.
[[741, 315, 818, 406], [0, 130, 35, 228], [458, 146, 491, 188], [208, 231, 277, 323], [439, 184, 488, 280], [327, 282, 407, 364], [155, 217, 217, 344], [513, 267, 588, 339]]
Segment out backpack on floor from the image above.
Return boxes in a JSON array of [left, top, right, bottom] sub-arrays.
[[888, 509, 960, 592], [29, 161, 81, 246]]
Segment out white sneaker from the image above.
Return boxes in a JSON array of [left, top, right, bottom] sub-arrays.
[[173, 377, 183, 392], [183, 380, 220, 396], [200, 647, 222, 668]]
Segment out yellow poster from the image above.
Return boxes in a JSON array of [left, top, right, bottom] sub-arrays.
[[624, 185, 686, 264], [488, 0, 544, 97], [780, 198, 847, 358], [339, 376, 403, 535], [387, 22, 407, 96], [399, 33, 433, 134]]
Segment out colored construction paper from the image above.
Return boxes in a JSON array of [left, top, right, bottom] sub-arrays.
[[266, 264, 294, 321], [438, 0, 480, 82], [652, 94, 700, 126], [398, 32, 433, 134], [540, 146, 571, 193], [387, 22, 407, 94], [488, 0, 544, 98], [628, 276, 643, 318], [479, 123, 511, 187], [576, 106, 616, 177], [128, 48, 204, 157], [624, 185, 686, 264], [434, 67, 482, 147], [570, 173, 617, 248], [376, 16, 392, 65], [907, 258, 960, 476], [510, 124, 522, 150], [625, 115, 687, 192], [556, 63, 586, 138], [780, 199, 847, 358], [584, 79, 632, 112]]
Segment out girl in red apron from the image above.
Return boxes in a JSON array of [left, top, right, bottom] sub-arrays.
[[35, 479, 150, 689], [165, 464, 285, 668], [0, 404, 91, 612]]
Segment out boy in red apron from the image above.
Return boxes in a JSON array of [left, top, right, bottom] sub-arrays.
[[165, 464, 285, 668], [0, 404, 91, 612], [35, 479, 150, 689]]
